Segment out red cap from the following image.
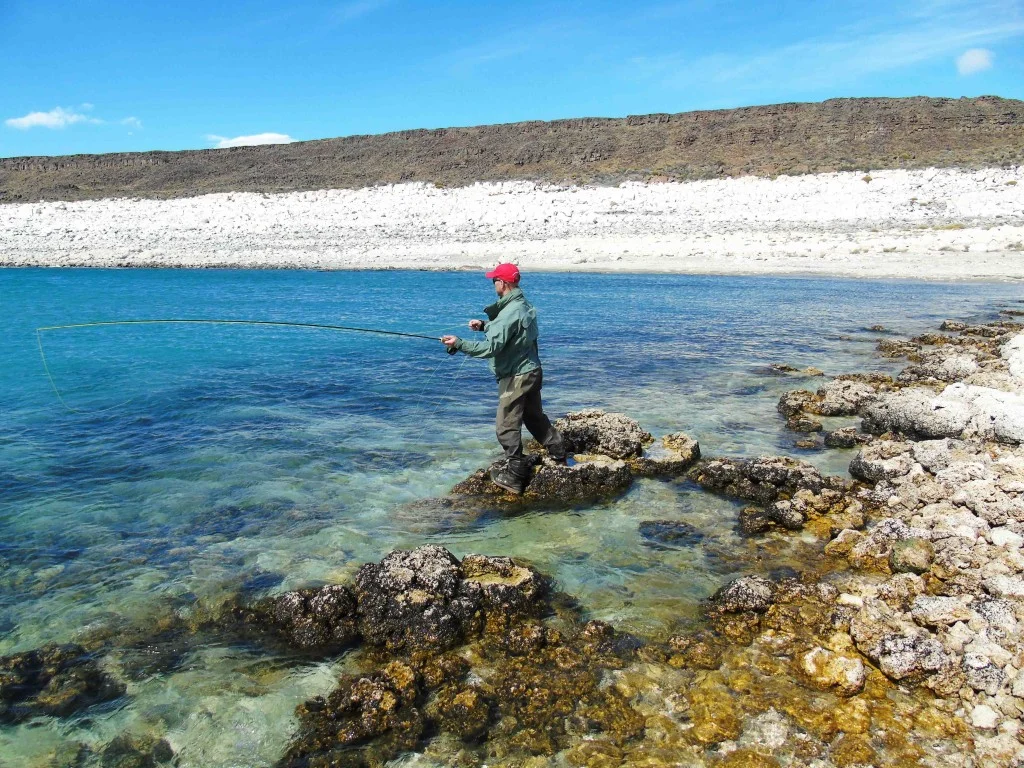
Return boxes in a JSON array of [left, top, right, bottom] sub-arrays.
[[485, 263, 521, 283]]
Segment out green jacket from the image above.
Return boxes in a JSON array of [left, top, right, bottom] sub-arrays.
[[455, 287, 542, 379]]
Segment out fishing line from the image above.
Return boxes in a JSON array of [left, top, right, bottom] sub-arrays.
[[36, 318, 446, 414]]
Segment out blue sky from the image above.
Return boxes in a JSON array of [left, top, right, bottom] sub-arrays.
[[2, 0, 1022, 158]]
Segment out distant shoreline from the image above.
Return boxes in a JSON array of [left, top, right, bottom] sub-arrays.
[[3, 167, 1023, 281]]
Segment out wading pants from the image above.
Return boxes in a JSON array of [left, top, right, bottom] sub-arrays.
[[495, 368, 566, 461]]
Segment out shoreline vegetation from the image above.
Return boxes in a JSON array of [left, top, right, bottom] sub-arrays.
[[4, 304, 1024, 766], [2, 167, 1023, 280]]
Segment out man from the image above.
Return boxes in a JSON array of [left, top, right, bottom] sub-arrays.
[[441, 263, 567, 494]]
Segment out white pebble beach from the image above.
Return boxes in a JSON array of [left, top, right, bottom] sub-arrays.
[[3, 166, 1023, 279]]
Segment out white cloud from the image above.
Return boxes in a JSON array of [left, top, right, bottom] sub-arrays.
[[332, 0, 390, 24], [121, 116, 143, 129], [206, 132, 296, 148], [5, 106, 102, 130], [628, 0, 1022, 95], [957, 47, 994, 74]]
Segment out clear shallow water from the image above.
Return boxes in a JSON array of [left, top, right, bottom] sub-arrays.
[[1, 268, 1021, 766]]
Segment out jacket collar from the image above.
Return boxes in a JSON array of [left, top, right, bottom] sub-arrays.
[[484, 287, 523, 320]]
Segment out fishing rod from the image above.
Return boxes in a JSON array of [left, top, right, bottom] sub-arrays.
[[36, 318, 456, 413]]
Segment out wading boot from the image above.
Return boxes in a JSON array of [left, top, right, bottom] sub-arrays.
[[490, 457, 529, 495]]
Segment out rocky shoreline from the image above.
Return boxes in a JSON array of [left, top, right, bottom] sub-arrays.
[[3, 305, 1024, 766]]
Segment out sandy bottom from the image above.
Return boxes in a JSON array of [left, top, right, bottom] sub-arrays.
[[2, 167, 1023, 279]]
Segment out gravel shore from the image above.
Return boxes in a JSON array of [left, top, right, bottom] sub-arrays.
[[3, 167, 1022, 279]]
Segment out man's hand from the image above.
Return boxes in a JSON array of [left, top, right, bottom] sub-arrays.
[[468, 319, 485, 331], [441, 335, 460, 350]]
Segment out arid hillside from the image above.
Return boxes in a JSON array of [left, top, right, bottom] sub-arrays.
[[1, 96, 1022, 202]]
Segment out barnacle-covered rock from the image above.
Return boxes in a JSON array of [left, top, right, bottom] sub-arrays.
[[553, 409, 653, 459]]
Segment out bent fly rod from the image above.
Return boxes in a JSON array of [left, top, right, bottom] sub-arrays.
[[36, 318, 453, 413]]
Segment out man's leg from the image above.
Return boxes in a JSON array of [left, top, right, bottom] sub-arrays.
[[491, 373, 532, 493], [521, 368, 567, 461]]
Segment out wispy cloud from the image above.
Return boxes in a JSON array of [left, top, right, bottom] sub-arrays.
[[120, 116, 143, 129], [957, 47, 994, 74], [5, 106, 102, 130], [206, 132, 296, 148], [331, 0, 391, 25], [627, 0, 1024, 96]]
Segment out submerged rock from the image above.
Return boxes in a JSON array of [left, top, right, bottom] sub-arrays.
[[0, 643, 125, 723], [638, 520, 703, 547], [553, 409, 653, 459], [100, 733, 174, 768]]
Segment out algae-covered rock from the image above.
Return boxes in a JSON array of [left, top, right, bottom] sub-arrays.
[[0, 643, 125, 723], [280, 671, 427, 768], [353, 546, 547, 652], [243, 584, 359, 653], [553, 409, 653, 459], [450, 455, 633, 508], [889, 538, 934, 574], [796, 647, 866, 696], [427, 684, 492, 740], [707, 576, 777, 615], [688, 455, 832, 504], [355, 545, 471, 652]]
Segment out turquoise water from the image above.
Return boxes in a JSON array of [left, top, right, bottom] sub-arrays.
[[1, 268, 1021, 766]]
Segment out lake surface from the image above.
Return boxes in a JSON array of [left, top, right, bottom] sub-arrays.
[[1, 268, 1020, 766]]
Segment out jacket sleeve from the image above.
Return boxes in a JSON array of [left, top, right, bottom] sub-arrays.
[[457, 314, 513, 358]]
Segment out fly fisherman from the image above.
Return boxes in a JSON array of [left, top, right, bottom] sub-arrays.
[[441, 264, 567, 494]]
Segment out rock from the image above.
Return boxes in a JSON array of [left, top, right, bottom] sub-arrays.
[[100, 733, 174, 768], [688, 455, 830, 505], [991, 527, 1024, 548], [707, 576, 777, 614], [890, 538, 934, 574], [638, 520, 703, 547], [777, 389, 818, 417], [910, 595, 973, 626], [281, 671, 427, 768], [972, 703, 1000, 731], [984, 575, 1024, 598], [824, 427, 872, 448], [862, 384, 1024, 444], [878, 338, 920, 358], [245, 584, 358, 653], [0, 644, 126, 723], [815, 379, 878, 416], [963, 653, 1006, 695], [355, 546, 470, 652], [459, 553, 550, 617], [797, 647, 866, 696], [667, 632, 723, 670], [354, 546, 546, 652], [849, 440, 913, 483], [450, 455, 633, 507], [553, 409, 653, 458], [427, 685, 491, 740], [786, 414, 823, 432], [874, 633, 950, 682], [628, 432, 700, 477]]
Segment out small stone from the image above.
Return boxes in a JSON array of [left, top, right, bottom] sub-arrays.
[[910, 595, 974, 627], [890, 538, 934, 574], [972, 703, 1000, 731], [963, 654, 1006, 695], [991, 527, 1024, 549], [797, 647, 866, 696]]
